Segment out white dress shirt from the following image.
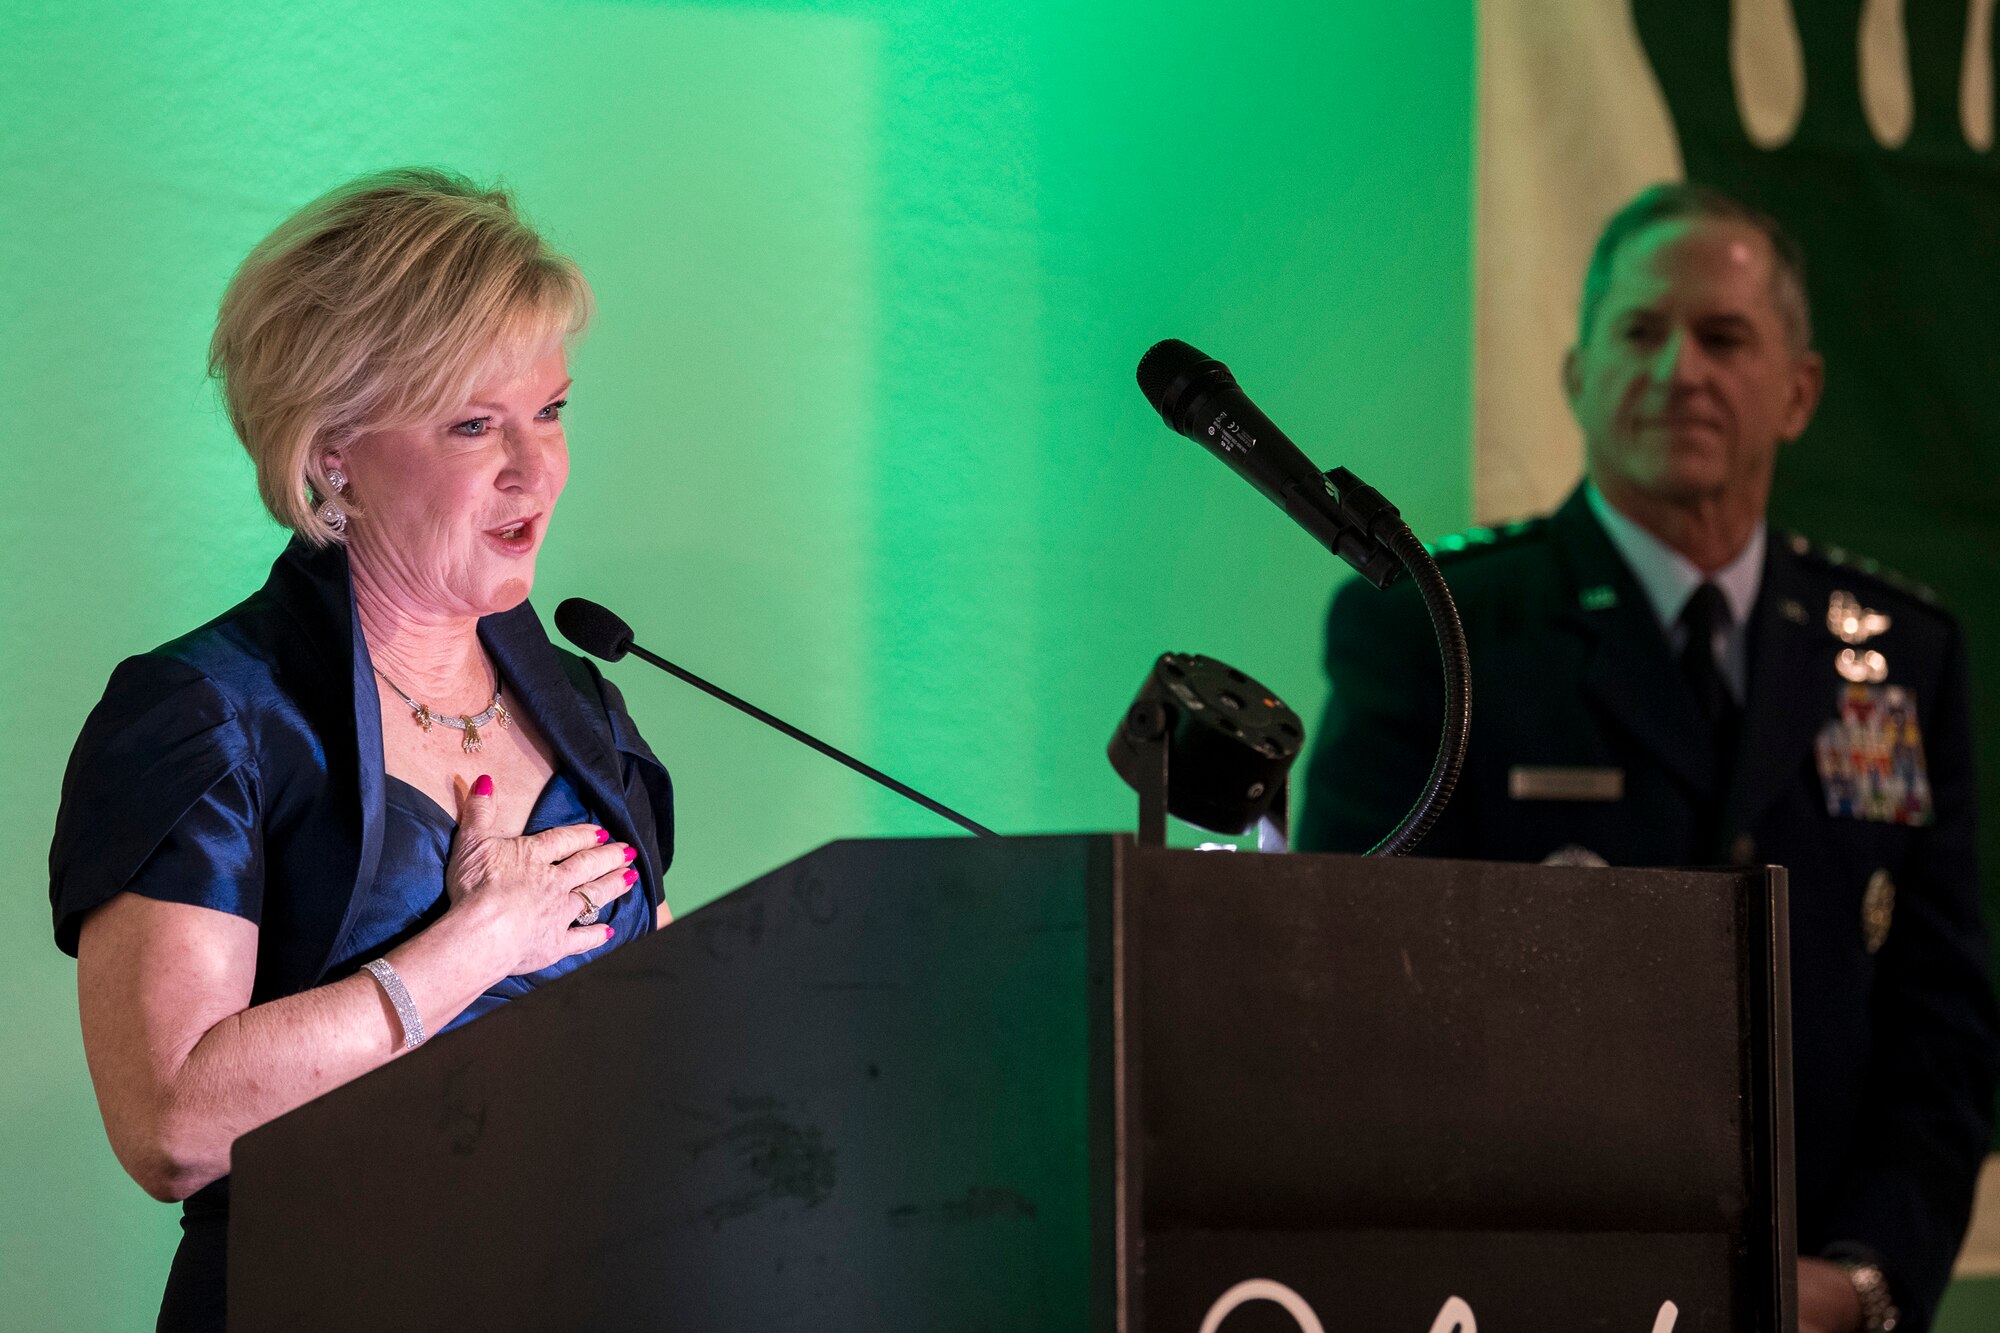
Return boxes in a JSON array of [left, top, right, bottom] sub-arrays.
[[1585, 483, 1764, 705]]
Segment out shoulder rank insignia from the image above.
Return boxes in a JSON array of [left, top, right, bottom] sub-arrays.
[[1430, 527, 1494, 555], [1789, 533, 1940, 605], [1428, 516, 1543, 560]]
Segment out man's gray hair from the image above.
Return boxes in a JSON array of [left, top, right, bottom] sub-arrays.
[[1577, 182, 1814, 353]]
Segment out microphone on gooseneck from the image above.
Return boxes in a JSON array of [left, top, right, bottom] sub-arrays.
[[553, 598, 998, 839], [1134, 337, 1472, 857], [1136, 338, 1405, 588]]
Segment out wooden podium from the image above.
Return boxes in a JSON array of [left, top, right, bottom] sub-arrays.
[[230, 836, 1793, 1331]]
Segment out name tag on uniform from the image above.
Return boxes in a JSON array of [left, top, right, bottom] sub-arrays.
[[1508, 766, 1624, 802], [1815, 683, 1934, 825]]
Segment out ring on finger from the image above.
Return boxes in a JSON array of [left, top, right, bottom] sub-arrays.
[[571, 888, 601, 926]]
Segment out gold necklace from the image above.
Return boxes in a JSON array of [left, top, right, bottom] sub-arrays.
[[377, 669, 512, 754]]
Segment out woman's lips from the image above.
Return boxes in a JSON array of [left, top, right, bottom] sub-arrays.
[[483, 513, 542, 555]]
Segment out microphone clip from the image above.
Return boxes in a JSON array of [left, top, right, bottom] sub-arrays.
[[1291, 467, 1404, 590]]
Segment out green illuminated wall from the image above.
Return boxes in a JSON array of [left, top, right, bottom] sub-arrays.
[[0, 1, 1473, 1324]]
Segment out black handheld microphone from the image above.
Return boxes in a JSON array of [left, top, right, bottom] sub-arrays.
[[554, 598, 997, 839], [1136, 338, 1403, 588]]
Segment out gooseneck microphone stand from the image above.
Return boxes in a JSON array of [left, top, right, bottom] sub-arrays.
[[1136, 337, 1471, 856]]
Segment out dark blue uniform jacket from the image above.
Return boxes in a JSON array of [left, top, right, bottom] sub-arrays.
[[1299, 486, 1999, 1331]]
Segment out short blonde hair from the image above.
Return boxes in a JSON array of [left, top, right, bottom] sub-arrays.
[[210, 168, 593, 542]]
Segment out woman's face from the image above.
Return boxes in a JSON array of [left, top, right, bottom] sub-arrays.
[[329, 347, 571, 621]]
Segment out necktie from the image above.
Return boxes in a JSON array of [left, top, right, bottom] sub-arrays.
[[1680, 581, 1739, 773]]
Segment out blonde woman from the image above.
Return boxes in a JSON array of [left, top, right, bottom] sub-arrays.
[[48, 169, 673, 1332]]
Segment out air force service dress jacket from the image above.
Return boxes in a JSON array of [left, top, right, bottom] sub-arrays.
[[47, 536, 676, 1321], [1297, 485, 1999, 1332]]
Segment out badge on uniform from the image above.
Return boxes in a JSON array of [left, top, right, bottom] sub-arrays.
[[1814, 684, 1933, 825], [1508, 766, 1624, 801], [1829, 589, 1891, 683], [1861, 869, 1895, 954]]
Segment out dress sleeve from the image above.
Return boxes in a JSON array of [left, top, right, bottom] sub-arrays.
[[49, 655, 264, 956]]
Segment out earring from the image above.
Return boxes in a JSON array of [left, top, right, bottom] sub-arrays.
[[318, 467, 350, 534]]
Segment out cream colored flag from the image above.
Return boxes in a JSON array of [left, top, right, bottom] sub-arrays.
[[1475, 0, 1680, 523]]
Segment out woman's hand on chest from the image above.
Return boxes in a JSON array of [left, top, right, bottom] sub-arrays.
[[441, 772, 639, 977]]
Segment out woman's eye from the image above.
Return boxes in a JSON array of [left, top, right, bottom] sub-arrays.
[[451, 417, 491, 438], [537, 399, 568, 421]]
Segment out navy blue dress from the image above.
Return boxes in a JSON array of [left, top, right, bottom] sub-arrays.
[[154, 769, 651, 1332], [342, 770, 650, 1017], [50, 537, 676, 1333]]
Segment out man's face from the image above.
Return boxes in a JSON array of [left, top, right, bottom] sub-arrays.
[[1566, 217, 1821, 506]]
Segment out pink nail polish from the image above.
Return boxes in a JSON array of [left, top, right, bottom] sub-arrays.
[[623, 868, 638, 886], [472, 774, 493, 797], [605, 927, 617, 942], [594, 827, 610, 845], [622, 845, 637, 863]]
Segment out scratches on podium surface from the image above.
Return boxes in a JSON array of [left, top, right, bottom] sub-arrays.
[[684, 1092, 838, 1227], [886, 1186, 1038, 1228]]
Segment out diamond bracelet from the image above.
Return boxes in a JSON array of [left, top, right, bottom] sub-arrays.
[[362, 958, 426, 1050]]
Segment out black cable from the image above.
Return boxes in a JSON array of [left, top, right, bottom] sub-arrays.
[[1366, 522, 1473, 857]]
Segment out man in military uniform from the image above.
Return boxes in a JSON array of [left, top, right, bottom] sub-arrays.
[[1298, 184, 1999, 1333]]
